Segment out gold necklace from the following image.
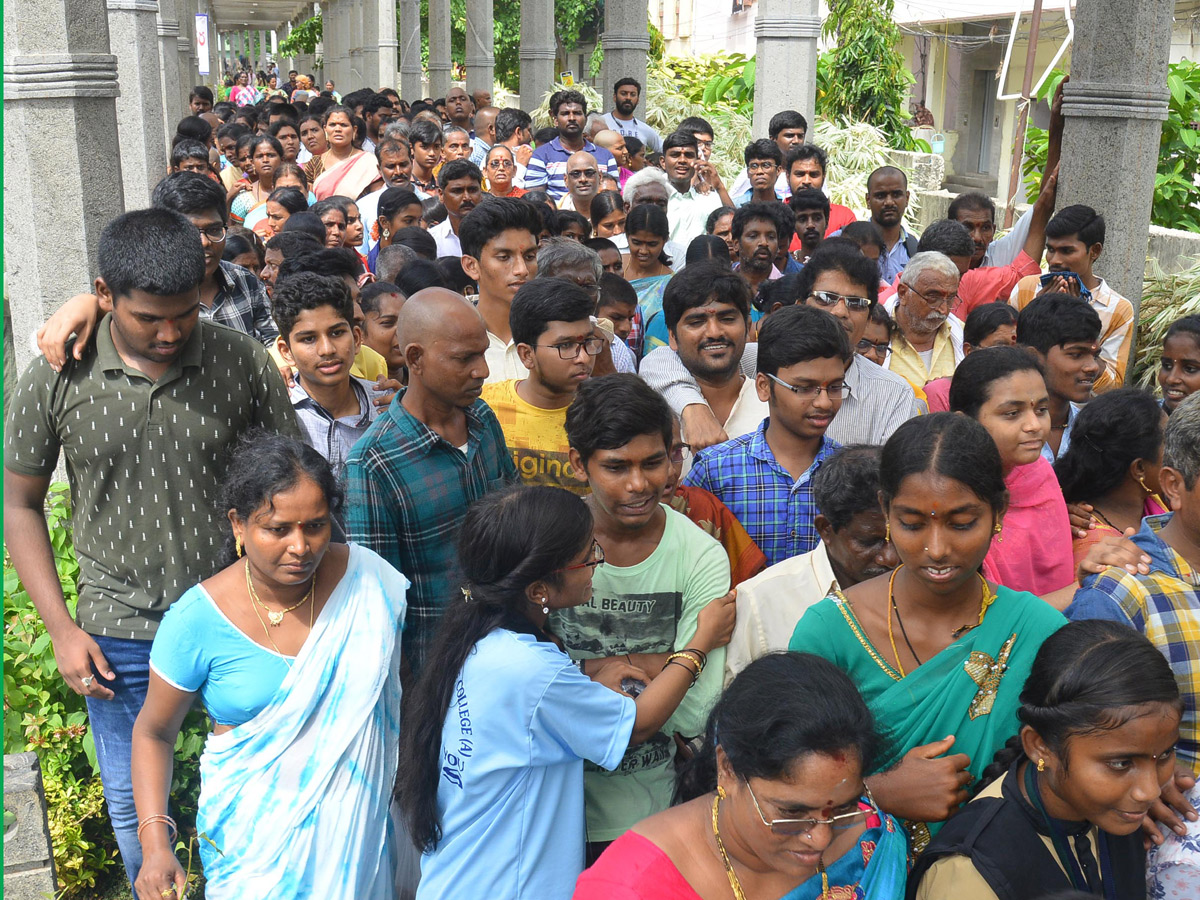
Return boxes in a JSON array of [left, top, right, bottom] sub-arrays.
[[886, 565, 996, 676], [711, 791, 829, 900], [246, 564, 316, 666], [245, 560, 314, 626]]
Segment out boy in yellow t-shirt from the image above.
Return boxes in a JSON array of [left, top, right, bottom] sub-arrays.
[[481, 278, 599, 495]]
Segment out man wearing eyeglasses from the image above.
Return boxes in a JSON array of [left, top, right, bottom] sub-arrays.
[[557, 151, 601, 215], [683, 305, 848, 565], [641, 243, 920, 452], [31, 173, 279, 367], [888, 251, 965, 387], [733, 139, 785, 208], [481, 279, 599, 494]]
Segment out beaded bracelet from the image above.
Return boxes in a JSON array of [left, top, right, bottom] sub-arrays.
[[665, 658, 701, 686]]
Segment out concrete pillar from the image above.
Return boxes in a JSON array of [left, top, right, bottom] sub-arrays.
[[465, 0, 493, 100], [751, 0, 819, 136], [365, 0, 398, 90], [601, 0, 648, 107], [107, 0, 169, 208], [398, 0, 421, 101], [349, 0, 364, 87], [3, 0, 126, 375], [3, 754, 57, 898], [156, 0, 182, 131], [176, 0, 195, 112], [428, 0, 451, 99], [1057, 0, 1174, 327], [519, 0, 555, 113]]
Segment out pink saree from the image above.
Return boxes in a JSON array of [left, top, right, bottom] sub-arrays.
[[313, 151, 381, 201]]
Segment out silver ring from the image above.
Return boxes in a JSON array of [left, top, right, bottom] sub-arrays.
[[81, 675, 94, 688]]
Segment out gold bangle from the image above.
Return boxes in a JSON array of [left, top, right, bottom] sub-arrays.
[[677, 648, 707, 671], [137, 814, 178, 844]]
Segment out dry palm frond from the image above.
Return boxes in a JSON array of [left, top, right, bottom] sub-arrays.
[[1133, 257, 1200, 388]]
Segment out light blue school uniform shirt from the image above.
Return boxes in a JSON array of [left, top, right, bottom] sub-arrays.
[[417, 627, 635, 900], [1041, 402, 1081, 465]]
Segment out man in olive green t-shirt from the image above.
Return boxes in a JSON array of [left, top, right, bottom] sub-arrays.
[[4, 208, 297, 885]]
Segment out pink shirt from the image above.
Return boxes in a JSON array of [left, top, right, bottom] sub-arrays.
[[983, 457, 1075, 595], [879, 251, 1041, 318]]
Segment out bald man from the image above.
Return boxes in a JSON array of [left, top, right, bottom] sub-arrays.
[[344, 288, 518, 669], [559, 150, 600, 215], [469, 106, 500, 167]]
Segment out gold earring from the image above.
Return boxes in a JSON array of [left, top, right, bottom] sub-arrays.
[[1136, 474, 1152, 495], [1037, 758, 1046, 773], [235, 535, 243, 558], [717, 785, 727, 799], [884, 522, 891, 542], [993, 521, 1003, 542]]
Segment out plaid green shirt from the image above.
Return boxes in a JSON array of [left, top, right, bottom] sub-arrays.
[[1067, 514, 1200, 770], [344, 391, 517, 667]]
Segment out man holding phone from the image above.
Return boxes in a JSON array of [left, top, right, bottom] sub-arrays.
[[1008, 204, 1134, 393]]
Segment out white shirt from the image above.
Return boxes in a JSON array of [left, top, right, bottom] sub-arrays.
[[484, 331, 524, 384], [724, 542, 838, 685], [667, 184, 724, 246], [678, 377, 768, 480], [639, 345, 922, 446], [430, 218, 462, 257]]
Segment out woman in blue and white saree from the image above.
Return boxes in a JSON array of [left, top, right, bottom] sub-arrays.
[[131, 434, 407, 900]]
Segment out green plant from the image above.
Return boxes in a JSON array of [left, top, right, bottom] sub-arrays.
[[1023, 61, 1200, 232], [279, 15, 322, 57], [818, 0, 918, 150], [1133, 258, 1200, 388], [4, 486, 209, 897]]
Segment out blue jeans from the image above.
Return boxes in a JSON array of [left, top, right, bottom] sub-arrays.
[[84, 635, 152, 887]]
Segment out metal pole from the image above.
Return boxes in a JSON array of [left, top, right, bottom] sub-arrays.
[[1003, 0, 1044, 229]]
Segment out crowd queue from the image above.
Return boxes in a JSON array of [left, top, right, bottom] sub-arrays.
[[7, 69, 1200, 900]]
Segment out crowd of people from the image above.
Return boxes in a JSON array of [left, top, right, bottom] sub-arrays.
[[6, 66, 1200, 900]]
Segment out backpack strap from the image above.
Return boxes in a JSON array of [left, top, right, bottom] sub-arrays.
[[906, 798, 1072, 900], [904, 232, 920, 259]]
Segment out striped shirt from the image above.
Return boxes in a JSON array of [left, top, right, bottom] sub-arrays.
[[1010, 275, 1134, 392], [638, 345, 921, 445], [683, 421, 840, 566], [343, 391, 518, 667], [523, 137, 618, 201]]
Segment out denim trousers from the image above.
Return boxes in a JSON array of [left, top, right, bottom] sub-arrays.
[[84, 635, 153, 887]]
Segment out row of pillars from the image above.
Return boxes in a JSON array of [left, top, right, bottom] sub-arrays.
[[215, 29, 280, 79], [3, 0, 218, 373], [314, 0, 654, 115]]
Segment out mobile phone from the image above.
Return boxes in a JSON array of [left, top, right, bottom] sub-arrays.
[[1039, 271, 1091, 301]]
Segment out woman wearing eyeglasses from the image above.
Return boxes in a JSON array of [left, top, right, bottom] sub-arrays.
[[574, 652, 908, 900], [484, 144, 526, 198], [396, 484, 737, 900]]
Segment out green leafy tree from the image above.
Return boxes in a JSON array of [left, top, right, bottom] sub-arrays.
[[819, 0, 917, 150], [1023, 62, 1200, 233], [417, 0, 601, 92], [279, 15, 322, 56]]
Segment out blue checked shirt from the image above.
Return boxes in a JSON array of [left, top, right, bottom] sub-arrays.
[[1066, 514, 1200, 770], [682, 420, 840, 566], [204, 260, 278, 345], [344, 391, 518, 668], [523, 137, 619, 200]]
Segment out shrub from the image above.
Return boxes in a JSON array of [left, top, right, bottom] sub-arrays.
[[3, 484, 208, 897]]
